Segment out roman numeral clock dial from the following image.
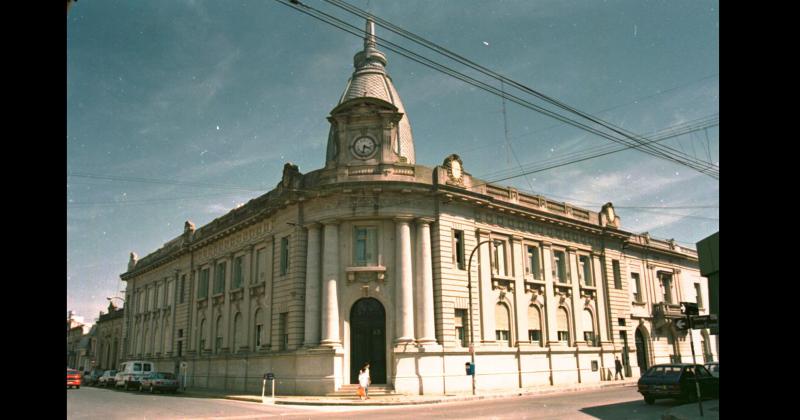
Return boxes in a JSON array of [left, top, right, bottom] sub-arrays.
[[352, 136, 377, 159]]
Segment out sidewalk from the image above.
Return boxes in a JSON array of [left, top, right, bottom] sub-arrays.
[[661, 399, 719, 420], [179, 378, 639, 406]]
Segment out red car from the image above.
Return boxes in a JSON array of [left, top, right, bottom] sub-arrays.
[[67, 368, 82, 389]]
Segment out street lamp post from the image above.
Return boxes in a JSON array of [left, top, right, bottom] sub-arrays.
[[467, 239, 494, 396]]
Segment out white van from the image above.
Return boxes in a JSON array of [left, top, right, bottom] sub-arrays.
[[115, 361, 154, 390]]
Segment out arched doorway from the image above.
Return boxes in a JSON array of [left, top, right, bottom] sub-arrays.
[[635, 326, 649, 374], [350, 298, 386, 384]]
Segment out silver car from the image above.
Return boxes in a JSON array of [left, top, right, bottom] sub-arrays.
[[139, 372, 179, 394]]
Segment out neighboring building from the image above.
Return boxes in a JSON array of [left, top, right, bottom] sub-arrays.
[[96, 302, 125, 371], [696, 231, 718, 352], [118, 20, 716, 395], [67, 312, 89, 370]]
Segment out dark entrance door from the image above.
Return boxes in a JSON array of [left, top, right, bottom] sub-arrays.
[[350, 298, 386, 384], [636, 328, 649, 374]]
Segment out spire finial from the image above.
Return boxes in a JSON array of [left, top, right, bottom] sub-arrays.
[[364, 18, 377, 50]]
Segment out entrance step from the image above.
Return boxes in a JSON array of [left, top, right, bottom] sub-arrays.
[[327, 384, 396, 397]]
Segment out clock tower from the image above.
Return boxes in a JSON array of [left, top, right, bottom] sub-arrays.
[[325, 19, 415, 171]]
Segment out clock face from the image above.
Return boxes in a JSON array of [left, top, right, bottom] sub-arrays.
[[352, 136, 377, 158]]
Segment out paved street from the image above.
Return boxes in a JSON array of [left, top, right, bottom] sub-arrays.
[[68, 385, 696, 419]]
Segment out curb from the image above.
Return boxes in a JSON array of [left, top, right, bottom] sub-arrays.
[[184, 379, 638, 407]]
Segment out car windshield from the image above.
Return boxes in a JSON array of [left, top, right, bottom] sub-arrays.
[[645, 366, 682, 377]]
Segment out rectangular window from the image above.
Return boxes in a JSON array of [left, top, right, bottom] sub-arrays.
[[215, 336, 222, 353], [558, 331, 569, 343], [233, 256, 243, 289], [495, 330, 510, 341], [554, 250, 568, 283], [279, 313, 289, 350], [198, 269, 209, 299], [660, 273, 673, 303], [214, 262, 226, 294], [612, 260, 622, 289], [255, 248, 265, 284], [177, 340, 183, 358], [631, 273, 642, 302], [179, 275, 186, 304], [618, 318, 626, 326], [255, 324, 263, 347], [695, 283, 704, 309], [579, 255, 593, 286], [584, 331, 596, 345], [354, 227, 378, 266], [199, 338, 205, 352], [528, 329, 541, 343], [493, 240, 508, 277], [280, 237, 290, 275], [454, 309, 468, 347], [526, 245, 541, 280], [454, 230, 465, 270]]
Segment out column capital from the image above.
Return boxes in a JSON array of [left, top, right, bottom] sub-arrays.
[[303, 222, 322, 230], [541, 241, 553, 248], [510, 235, 524, 243], [477, 228, 492, 237], [320, 218, 340, 226], [415, 217, 435, 225], [393, 216, 415, 224], [566, 246, 578, 253]]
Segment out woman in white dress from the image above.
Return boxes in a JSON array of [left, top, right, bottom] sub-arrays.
[[358, 362, 371, 400]]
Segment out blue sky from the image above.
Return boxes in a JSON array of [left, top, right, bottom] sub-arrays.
[[67, 0, 719, 324]]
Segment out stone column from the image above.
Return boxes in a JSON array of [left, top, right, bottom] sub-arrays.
[[511, 236, 528, 344], [592, 253, 610, 343], [541, 243, 560, 346], [415, 218, 436, 345], [477, 229, 496, 344], [303, 223, 322, 347], [320, 221, 341, 347], [395, 217, 415, 344], [568, 248, 584, 346]]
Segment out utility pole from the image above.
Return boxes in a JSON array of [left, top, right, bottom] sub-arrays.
[[467, 240, 493, 395]]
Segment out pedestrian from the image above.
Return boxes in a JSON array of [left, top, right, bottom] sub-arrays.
[[614, 357, 624, 380], [357, 363, 370, 400]]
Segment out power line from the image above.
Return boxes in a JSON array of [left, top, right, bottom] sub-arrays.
[[317, 0, 719, 178], [276, 0, 718, 179], [476, 114, 718, 182]]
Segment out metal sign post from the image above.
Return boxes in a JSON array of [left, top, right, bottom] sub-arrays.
[[680, 301, 704, 417], [688, 325, 704, 417]]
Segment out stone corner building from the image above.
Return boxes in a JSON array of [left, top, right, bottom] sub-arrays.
[[119, 21, 717, 395]]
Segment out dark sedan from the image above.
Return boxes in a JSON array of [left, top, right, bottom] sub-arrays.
[[139, 372, 179, 394], [637, 363, 718, 404]]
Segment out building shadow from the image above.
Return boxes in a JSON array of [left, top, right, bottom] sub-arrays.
[[579, 398, 684, 420]]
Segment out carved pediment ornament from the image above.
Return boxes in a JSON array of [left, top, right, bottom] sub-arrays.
[[442, 154, 465, 185]]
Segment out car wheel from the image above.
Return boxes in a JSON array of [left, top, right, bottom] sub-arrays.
[[644, 395, 655, 405], [76, 385, 80, 389]]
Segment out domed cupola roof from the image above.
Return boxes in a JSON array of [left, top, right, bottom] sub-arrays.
[[326, 19, 415, 164]]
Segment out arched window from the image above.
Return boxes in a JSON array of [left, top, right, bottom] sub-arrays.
[[163, 318, 171, 354], [495, 303, 511, 346], [232, 313, 243, 352], [198, 318, 206, 352], [557, 308, 570, 345], [215, 316, 223, 353], [153, 323, 161, 354], [582, 309, 596, 346], [527, 305, 542, 346], [254, 309, 264, 349]]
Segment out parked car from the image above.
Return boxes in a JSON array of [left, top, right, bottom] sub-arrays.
[[67, 368, 82, 389], [704, 362, 719, 378], [113, 372, 127, 389], [139, 372, 179, 394], [98, 370, 117, 387], [83, 369, 105, 386], [116, 360, 154, 391], [637, 364, 719, 404]]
